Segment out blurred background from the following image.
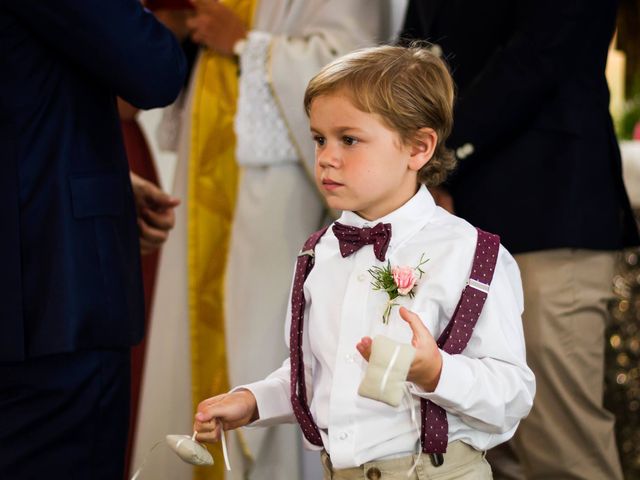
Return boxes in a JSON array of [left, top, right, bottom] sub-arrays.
[[133, 0, 640, 477]]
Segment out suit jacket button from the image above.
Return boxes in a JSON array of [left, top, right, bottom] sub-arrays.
[[430, 43, 443, 57], [456, 142, 475, 159], [366, 466, 381, 479]]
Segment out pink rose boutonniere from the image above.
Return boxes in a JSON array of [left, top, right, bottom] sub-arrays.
[[392, 266, 417, 295], [368, 254, 428, 324]]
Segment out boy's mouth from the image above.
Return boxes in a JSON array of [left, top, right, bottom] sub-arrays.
[[321, 179, 343, 191]]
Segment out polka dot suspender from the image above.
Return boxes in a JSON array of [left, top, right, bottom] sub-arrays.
[[421, 228, 500, 457], [290, 226, 329, 447], [289, 226, 500, 456]]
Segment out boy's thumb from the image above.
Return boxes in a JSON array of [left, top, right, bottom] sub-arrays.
[[195, 411, 209, 422], [399, 307, 427, 341]]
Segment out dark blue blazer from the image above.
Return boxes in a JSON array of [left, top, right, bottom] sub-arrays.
[[0, 0, 186, 361], [402, 0, 639, 254]]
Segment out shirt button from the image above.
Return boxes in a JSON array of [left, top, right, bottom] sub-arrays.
[[338, 431, 348, 440], [357, 273, 366, 282], [456, 142, 475, 159], [345, 353, 355, 363]]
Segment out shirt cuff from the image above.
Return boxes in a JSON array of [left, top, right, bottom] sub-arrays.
[[407, 350, 474, 409], [234, 378, 295, 427]]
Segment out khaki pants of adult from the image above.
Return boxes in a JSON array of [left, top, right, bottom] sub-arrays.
[[321, 441, 492, 479], [489, 249, 623, 480]]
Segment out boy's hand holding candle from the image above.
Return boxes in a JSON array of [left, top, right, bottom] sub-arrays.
[[356, 307, 443, 393]]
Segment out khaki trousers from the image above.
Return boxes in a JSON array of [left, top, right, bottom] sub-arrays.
[[321, 441, 492, 480], [490, 249, 623, 480]]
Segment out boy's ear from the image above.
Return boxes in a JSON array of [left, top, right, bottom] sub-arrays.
[[408, 128, 438, 171]]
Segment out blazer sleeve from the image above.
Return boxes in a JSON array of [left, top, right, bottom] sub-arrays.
[[6, 0, 186, 108], [446, 0, 589, 162]]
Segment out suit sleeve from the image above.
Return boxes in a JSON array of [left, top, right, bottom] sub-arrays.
[[6, 0, 186, 108], [445, 0, 589, 163]]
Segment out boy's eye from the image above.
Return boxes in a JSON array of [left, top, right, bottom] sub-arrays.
[[313, 135, 325, 146], [342, 136, 358, 146]]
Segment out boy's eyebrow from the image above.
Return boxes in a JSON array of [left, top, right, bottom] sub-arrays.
[[309, 126, 366, 135]]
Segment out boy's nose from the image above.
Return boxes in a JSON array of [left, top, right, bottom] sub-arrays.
[[317, 145, 340, 168]]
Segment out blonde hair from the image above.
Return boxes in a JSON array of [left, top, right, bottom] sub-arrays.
[[304, 43, 456, 186]]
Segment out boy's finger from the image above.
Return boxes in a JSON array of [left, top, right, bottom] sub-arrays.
[[399, 307, 429, 343], [197, 393, 226, 412], [195, 403, 219, 422], [194, 422, 222, 444], [195, 409, 213, 422], [196, 397, 232, 423], [355, 336, 373, 362]]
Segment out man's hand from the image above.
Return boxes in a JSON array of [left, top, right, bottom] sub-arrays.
[[153, 8, 193, 41], [186, 0, 247, 56], [194, 390, 258, 444], [356, 307, 443, 392], [130, 172, 180, 255]]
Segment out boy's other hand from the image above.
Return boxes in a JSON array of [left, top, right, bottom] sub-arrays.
[[356, 307, 442, 392], [193, 390, 258, 444]]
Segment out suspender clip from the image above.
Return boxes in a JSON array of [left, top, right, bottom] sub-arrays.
[[430, 453, 444, 467], [467, 278, 490, 294], [298, 249, 315, 258]]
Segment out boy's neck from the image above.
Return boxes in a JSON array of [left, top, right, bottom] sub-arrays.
[[354, 185, 422, 222]]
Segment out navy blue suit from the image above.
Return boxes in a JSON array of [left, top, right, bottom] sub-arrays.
[[0, 1, 185, 477], [402, 0, 638, 254]]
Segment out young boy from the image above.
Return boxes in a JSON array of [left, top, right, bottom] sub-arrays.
[[194, 45, 535, 479]]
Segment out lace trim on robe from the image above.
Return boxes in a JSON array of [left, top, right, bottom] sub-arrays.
[[235, 31, 299, 166]]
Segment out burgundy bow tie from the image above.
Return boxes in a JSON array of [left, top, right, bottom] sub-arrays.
[[332, 221, 392, 262]]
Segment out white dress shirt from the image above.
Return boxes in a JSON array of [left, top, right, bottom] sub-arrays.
[[243, 187, 535, 469]]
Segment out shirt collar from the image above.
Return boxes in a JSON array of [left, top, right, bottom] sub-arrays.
[[336, 186, 437, 250]]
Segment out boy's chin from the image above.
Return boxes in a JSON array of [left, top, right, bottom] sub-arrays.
[[324, 197, 347, 212]]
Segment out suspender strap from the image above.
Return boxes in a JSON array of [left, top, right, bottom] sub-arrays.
[[289, 227, 501, 453], [289, 226, 328, 447], [420, 228, 500, 455]]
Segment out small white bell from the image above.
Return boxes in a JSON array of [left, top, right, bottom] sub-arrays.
[[165, 434, 214, 466]]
